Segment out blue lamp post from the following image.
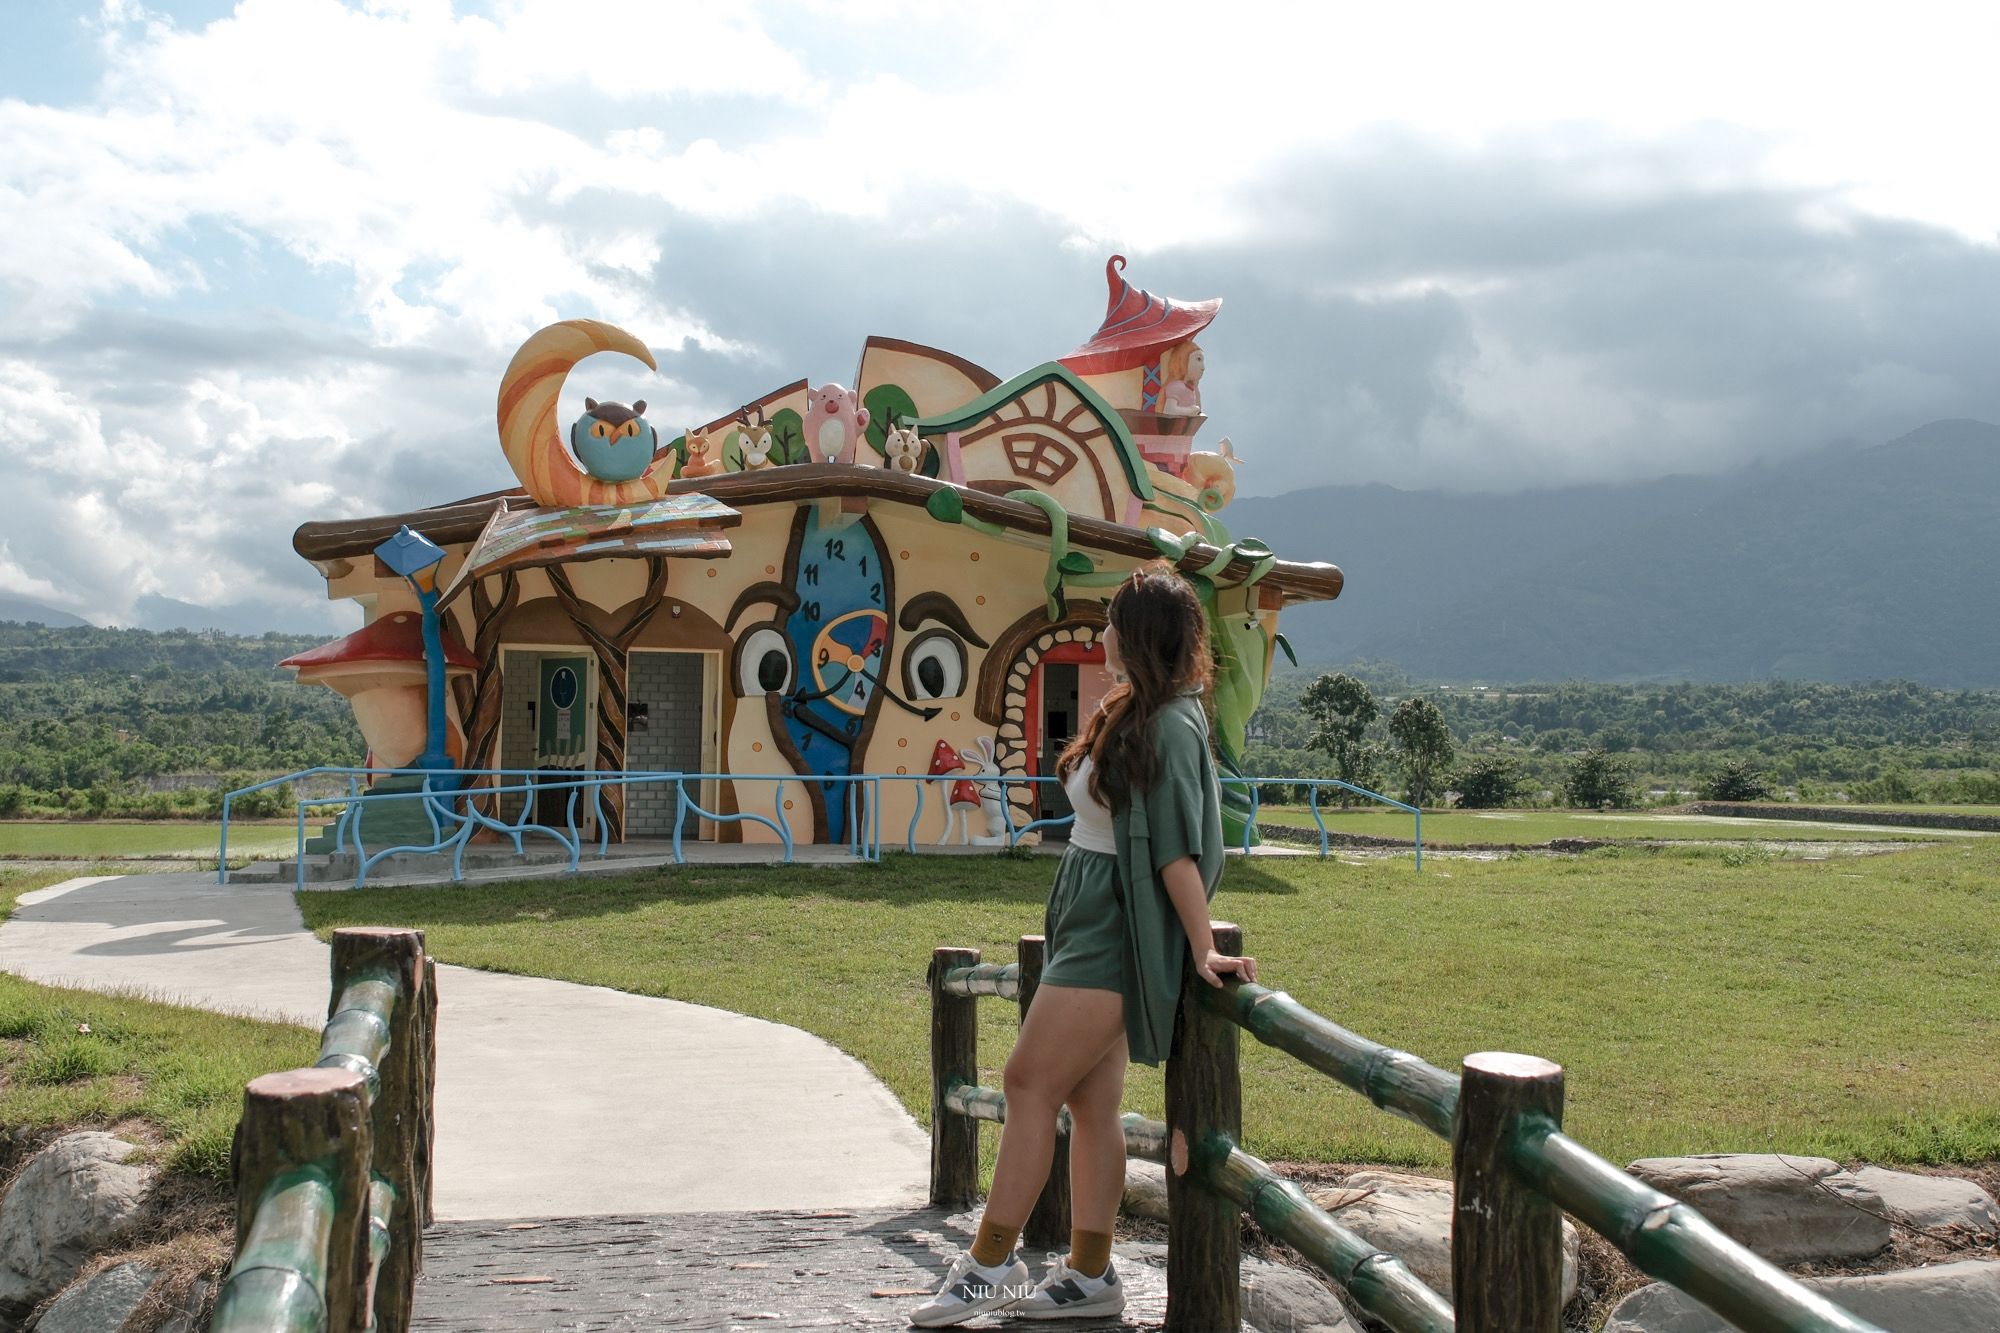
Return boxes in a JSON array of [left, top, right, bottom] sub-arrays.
[[373, 526, 452, 774]]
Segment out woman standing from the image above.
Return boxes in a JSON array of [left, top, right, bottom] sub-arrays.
[[912, 562, 1257, 1326]]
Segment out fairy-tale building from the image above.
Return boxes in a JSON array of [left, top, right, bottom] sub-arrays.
[[286, 257, 1343, 846]]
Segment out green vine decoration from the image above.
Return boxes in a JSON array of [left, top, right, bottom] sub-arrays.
[[923, 479, 1284, 845]]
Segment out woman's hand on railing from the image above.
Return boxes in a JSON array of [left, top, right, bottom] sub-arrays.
[[1195, 948, 1257, 987]]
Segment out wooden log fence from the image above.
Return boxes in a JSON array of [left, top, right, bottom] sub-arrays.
[[211, 928, 436, 1333], [930, 932, 1889, 1333]]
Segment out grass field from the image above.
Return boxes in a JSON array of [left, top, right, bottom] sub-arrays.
[[0, 821, 296, 861], [1254, 806, 1967, 844], [296, 839, 2000, 1171], [0, 864, 318, 1179], [0, 975, 319, 1178]]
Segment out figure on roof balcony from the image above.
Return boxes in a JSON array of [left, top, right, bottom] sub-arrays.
[[807, 383, 870, 465], [681, 424, 725, 479], [1157, 342, 1205, 417], [738, 424, 777, 471], [570, 398, 658, 483]]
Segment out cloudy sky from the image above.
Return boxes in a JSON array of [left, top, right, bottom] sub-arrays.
[[3, 0, 1997, 631]]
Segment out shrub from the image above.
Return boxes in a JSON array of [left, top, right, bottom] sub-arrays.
[[0, 784, 22, 817], [1851, 766, 1920, 804], [1451, 756, 1524, 809], [1563, 747, 1637, 809], [1699, 759, 1774, 803]]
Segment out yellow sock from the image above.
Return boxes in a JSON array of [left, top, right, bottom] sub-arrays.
[[1068, 1229, 1113, 1279], [970, 1218, 1021, 1267]]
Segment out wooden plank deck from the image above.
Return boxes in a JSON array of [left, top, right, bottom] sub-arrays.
[[411, 1208, 1220, 1331]]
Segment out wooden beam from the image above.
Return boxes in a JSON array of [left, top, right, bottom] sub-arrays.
[[928, 946, 981, 1209], [1452, 1052, 1566, 1333], [1164, 922, 1242, 1333]]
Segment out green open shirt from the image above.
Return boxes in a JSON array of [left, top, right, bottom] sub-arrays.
[[1112, 694, 1226, 1067]]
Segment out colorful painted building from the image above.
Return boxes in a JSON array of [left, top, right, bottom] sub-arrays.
[[286, 257, 1343, 846]]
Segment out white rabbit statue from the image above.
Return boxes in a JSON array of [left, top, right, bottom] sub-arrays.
[[963, 736, 1010, 846]]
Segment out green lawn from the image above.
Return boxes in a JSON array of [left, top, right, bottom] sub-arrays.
[[1, 864, 318, 1179], [0, 975, 319, 1178], [1254, 806, 1961, 845], [0, 821, 296, 861], [296, 841, 2000, 1171]]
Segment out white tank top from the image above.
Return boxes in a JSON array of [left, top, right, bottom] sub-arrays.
[[1064, 756, 1116, 854]]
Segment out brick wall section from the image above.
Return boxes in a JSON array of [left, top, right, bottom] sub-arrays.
[[499, 652, 541, 774], [627, 651, 707, 838]]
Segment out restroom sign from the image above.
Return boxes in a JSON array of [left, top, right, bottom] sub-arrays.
[[537, 657, 589, 760]]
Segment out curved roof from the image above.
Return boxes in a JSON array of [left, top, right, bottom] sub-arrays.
[[910, 361, 1154, 500], [292, 471, 1342, 607], [280, 611, 478, 673], [1059, 255, 1220, 375]]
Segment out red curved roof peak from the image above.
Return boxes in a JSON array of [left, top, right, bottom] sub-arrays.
[[1058, 255, 1221, 376]]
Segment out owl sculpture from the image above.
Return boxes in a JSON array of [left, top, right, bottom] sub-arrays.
[[569, 397, 658, 483]]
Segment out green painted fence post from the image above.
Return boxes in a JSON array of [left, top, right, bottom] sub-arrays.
[[217, 1067, 372, 1332], [1453, 1052, 1566, 1332], [929, 946, 981, 1209], [1016, 934, 1072, 1252], [1165, 922, 1243, 1333], [321, 927, 430, 1333]]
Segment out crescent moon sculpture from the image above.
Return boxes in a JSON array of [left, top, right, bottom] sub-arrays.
[[496, 319, 670, 508]]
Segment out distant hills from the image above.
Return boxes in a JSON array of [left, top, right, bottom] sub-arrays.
[[0, 594, 86, 628], [7, 419, 1994, 687], [1233, 419, 2000, 688], [0, 593, 344, 637]]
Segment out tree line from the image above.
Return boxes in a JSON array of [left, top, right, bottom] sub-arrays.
[[0, 623, 361, 816], [6, 623, 1998, 817], [1247, 665, 2000, 808]]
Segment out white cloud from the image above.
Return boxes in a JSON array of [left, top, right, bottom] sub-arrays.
[[1, 0, 1997, 625]]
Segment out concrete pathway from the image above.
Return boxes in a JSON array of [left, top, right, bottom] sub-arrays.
[[0, 873, 930, 1220]]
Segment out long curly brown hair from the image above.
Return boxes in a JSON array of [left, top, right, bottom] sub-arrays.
[[1057, 560, 1212, 810]]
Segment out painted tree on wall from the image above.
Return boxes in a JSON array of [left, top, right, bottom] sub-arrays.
[[862, 384, 919, 458], [766, 408, 811, 466]]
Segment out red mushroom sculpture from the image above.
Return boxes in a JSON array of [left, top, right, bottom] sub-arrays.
[[281, 612, 478, 771]]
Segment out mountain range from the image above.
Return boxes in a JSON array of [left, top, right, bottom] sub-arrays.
[[1231, 419, 2000, 688], [4, 419, 1993, 687]]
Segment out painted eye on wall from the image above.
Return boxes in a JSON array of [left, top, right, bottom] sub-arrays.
[[903, 630, 966, 701], [736, 626, 794, 696]]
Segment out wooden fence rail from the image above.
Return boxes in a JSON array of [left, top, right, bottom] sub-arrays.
[[210, 928, 436, 1333], [929, 932, 1888, 1333]]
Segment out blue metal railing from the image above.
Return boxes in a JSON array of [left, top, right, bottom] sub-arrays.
[[1224, 776, 1424, 871], [220, 767, 1424, 886]]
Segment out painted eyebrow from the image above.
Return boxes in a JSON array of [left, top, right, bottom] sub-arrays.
[[727, 580, 800, 631], [898, 592, 988, 648]]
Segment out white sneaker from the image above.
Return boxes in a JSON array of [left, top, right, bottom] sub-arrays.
[[908, 1249, 1032, 1327], [1009, 1255, 1126, 1320]]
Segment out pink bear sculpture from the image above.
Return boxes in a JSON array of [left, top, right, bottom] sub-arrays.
[[806, 383, 871, 465]]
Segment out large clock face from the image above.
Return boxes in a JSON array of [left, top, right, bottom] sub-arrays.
[[777, 509, 891, 841], [811, 609, 890, 716]]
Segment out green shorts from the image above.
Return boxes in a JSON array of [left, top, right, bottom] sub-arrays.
[[1040, 846, 1125, 994]]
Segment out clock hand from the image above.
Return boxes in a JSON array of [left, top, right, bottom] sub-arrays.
[[852, 667, 943, 721], [780, 695, 856, 747]]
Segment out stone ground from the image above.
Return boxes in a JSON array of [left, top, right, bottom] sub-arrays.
[[409, 1210, 1230, 1332]]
